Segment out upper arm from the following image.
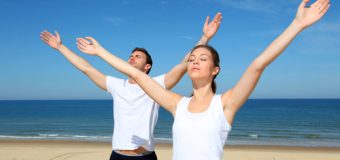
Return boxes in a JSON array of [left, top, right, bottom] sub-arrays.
[[163, 91, 183, 116], [83, 67, 107, 91], [222, 61, 264, 123]]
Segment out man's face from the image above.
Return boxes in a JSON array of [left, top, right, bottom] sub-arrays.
[[128, 51, 150, 73]]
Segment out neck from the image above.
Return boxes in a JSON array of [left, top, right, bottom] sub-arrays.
[[191, 79, 214, 101]]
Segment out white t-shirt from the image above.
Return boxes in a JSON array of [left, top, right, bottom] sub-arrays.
[[172, 94, 232, 160], [106, 74, 165, 151]]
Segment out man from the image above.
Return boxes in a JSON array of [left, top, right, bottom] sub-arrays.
[[40, 12, 222, 160]]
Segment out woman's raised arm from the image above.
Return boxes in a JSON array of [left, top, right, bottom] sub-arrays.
[[222, 0, 330, 124]]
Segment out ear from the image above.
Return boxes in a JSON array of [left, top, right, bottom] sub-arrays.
[[144, 64, 152, 73], [212, 66, 220, 76]]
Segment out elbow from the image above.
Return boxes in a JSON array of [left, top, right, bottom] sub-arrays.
[[252, 59, 266, 73]]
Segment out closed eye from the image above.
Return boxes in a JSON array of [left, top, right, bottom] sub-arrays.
[[200, 57, 207, 61]]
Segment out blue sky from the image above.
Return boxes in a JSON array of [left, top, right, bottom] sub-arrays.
[[0, 0, 339, 100]]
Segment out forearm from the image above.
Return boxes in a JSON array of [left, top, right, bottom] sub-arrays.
[[255, 20, 303, 70], [164, 35, 210, 89], [134, 71, 178, 114], [96, 48, 139, 78], [181, 35, 209, 63], [225, 21, 303, 111], [179, 34, 211, 71], [197, 35, 209, 46], [57, 44, 93, 72]]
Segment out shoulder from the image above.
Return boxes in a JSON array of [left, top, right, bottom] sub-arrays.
[[152, 74, 165, 80], [106, 75, 125, 84], [152, 74, 166, 87], [106, 76, 125, 93]]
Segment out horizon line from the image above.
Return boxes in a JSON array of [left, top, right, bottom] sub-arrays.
[[1, 98, 340, 101]]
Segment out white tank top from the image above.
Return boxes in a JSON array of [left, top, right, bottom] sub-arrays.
[[172, 94, 232, 160]]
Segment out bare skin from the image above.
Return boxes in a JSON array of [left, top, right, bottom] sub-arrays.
[[76, 0, 330, 127], [40, 12, 223, 155]]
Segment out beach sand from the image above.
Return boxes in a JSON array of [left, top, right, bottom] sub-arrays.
[[1, 140, 340, 160]]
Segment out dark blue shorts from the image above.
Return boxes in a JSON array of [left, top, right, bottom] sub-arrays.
[[109, 150, 157, 160]]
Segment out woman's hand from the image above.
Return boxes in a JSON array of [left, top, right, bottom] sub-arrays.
[[295, 0, 330, 30]]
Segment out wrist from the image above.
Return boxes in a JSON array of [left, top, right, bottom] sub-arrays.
[[291, 19, 305, 32], [199, 35, 209, 45], [56, 43, 65, 51], [96, 47, 107, 57]]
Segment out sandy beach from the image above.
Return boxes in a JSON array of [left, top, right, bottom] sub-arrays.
[[1, 140, 340, 160]]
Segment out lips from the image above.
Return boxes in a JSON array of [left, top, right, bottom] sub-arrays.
[[191, 67, 200, 71], [129, 60, 135, 64]]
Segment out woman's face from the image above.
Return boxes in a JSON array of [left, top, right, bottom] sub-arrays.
[[187, 47, 219, 81]]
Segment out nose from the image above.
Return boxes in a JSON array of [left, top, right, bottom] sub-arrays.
[[193, 59, 199, 65]]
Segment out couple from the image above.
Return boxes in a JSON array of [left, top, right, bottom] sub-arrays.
[[40, 1, 330, 159]]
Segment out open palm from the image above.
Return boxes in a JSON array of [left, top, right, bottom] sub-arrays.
[[40, 31, 62, 49], [203, 12, 222, 39], [295, 0, 330, 29], [77, 37, 102, 55]]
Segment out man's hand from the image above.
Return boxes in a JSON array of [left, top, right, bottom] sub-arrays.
[[40, 30, 62, 50], [203, 12, 222, 40], [77, 37, 103, 56]]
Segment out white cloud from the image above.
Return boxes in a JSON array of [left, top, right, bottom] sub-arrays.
[[248, 20, 340, 37], [302, 21, 340, 44], [307, 21, 340, 33], [247, 29, 283, 37], [218, 0, 275, 13], [160, 1, 169, 5], [246, 20, 340, 56], [295, 21, 340, 56], [217, 0, 299, 13], [178, 35, 193, 40], [122, 0, 130, 5], [102, 17, 126, 26]]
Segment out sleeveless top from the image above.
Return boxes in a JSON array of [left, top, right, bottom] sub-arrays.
[[172, 94, 232, 160]]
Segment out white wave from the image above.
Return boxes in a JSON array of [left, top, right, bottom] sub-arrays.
[[0, 134, 111, 142], [249, 134, 259, 139]]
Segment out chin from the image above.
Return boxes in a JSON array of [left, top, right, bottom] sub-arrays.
[[130, 63, 138, 67], [188, 73, 205, 80]]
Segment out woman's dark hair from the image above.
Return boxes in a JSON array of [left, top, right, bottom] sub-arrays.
[[190, 45, 220, 94], [131, 47, 153, 74]]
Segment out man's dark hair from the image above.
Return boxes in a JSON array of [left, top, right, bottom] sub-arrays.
[[131, 47, 153, 74]]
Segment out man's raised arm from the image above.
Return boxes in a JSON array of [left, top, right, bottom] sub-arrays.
[[164, 12, 223, 89], [40, 30, 107, 91]]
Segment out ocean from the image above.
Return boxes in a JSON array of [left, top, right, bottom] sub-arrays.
[[0, 99, 340, 147]]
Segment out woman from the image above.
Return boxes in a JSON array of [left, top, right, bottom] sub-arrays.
[[77, 0, 330, 159]]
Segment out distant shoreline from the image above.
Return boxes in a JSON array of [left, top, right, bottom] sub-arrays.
[[1, 139, 340, 160], [2, 99, 340, 149], [1, 137, 340, 148], [2, 139, 340, 149]]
